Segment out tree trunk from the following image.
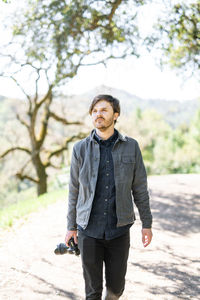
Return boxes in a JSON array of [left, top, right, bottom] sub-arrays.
[[37, 175, 47, 195], [32, 153, 48, 196]]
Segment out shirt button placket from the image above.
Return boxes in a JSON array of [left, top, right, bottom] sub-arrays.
[[104, 150, 110, 218]]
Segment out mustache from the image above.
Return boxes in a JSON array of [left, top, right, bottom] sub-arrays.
[[95, 117, 105, 121]]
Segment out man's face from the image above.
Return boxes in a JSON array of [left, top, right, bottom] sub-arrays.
[[91, 100, 119, 131]]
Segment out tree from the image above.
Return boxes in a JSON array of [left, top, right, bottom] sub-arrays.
[[143, 1, 200, 173], [0, 0, 146, 195], [146, 0, 200, 78], [118, 108, 172, 174], [190, 107, 200, 145]]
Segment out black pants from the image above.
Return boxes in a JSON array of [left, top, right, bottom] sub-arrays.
[[78, 230, 130, 300]]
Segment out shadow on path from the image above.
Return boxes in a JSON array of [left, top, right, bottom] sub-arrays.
[[150, 188, 200, 235], [11, 267, 81, 300], [131, 261, 200, 300]]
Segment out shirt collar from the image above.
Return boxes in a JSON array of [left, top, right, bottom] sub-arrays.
[[94, 129, 118, 144], [90, 129, 127, 143]]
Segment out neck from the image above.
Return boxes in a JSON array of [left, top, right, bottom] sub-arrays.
[[95, 127, 115, 140]]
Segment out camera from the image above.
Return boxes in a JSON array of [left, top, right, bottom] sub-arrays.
[[54, 237, 80, 256]]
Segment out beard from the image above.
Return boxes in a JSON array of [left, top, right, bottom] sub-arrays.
[[94, 116, 115, 131]]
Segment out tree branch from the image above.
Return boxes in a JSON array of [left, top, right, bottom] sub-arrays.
[[54, 55, 85, 84], [16, 113, 29, 129], [7, 74, 32, 114], [108, 0, 122, 22], [47, 132, 88, 161], [15, 155, 38, 183], [0, 147, 31, 159], [15, 173, 39, 183], [45, 161, 61, 169], [10, 75, 32, 103], [36, 97, 52, 149], [37, 85, 53, 108], [49, 112, 82, 125], [80, 52, 127, 67], [34, 69, 41, 103]]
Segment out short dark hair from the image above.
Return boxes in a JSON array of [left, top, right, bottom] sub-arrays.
[[89, 94, 121, 116]]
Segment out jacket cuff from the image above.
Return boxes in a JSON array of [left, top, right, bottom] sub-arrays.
[[142, 221, 152, 229], [67, 225, 77, 231]]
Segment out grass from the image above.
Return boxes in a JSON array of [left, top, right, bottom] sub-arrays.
[[0, 188, 67, 229]]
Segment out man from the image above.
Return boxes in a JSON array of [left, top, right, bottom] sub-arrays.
[[65, 95, 153, 300]]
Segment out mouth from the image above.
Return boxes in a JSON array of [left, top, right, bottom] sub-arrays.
[[96, 118, 104, 121]]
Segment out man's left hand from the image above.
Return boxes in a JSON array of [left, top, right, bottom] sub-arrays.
[[142, 228, 152, 247]]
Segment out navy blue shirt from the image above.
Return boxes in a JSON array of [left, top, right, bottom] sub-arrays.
[[78, 129, 132, 240]]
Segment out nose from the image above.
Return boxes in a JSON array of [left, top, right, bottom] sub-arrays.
[[96, 111, 103, 118]]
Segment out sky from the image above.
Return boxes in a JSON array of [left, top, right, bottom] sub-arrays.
[[61, 54, 200, 101], [0, 0, 199, 102]]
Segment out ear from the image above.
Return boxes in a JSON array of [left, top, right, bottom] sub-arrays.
[[114, 112, 119, 121]]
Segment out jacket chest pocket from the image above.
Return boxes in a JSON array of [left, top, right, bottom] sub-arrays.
[[122, 156, 135, 164], [115, 155, 135, 182]]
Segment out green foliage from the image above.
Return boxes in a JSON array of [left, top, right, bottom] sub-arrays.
[[190, 108, 200, 145], [147, 1, 200, 78], [0, 188, 67, 228], [119, 107, 200, 175], [9, 0, 143, 86]]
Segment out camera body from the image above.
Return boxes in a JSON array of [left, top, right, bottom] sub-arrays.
[[54, 237, 80, 256]]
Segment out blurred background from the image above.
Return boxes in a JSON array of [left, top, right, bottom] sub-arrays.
[[0, 0, 199, 226]]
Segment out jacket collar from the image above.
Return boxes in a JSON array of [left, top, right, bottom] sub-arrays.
[[89, 129, 127, 142], [118, 131, 127, 142]]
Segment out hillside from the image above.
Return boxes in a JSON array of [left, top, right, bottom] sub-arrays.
[[0, 85, 199, 128], [57, 85, 199, 128]]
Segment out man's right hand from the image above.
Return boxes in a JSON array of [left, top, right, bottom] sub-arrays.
[[65, 230, 78, 247]]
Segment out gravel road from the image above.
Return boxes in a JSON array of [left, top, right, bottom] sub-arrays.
[[0, 174, 199, 300]]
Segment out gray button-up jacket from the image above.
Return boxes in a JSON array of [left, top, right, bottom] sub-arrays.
[[67, 129, 152, 231]]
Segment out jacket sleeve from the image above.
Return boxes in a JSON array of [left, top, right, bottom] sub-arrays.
[[67, 145, 80, 231], [132, 141, 152, 228]]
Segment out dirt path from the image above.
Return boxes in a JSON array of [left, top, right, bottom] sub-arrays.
[[0, 174, 199, 300]]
